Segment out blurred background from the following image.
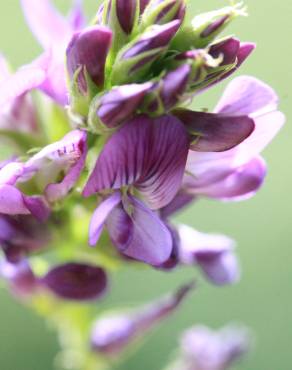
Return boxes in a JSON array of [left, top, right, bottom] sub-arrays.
[[0, 0, 291, 369]]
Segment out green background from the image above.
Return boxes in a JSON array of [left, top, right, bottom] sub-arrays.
[[0, 1, 291, 369]]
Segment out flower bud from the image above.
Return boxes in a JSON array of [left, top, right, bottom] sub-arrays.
[[179, 325, 251, 370], [91, 281, 194, 355], [88, 82, 152, 133], [141, 64, 191, 115], [140, 0, 186, 30], [111, 20, 181, 85], [41, 262, 108, 301], [171, 3, 247, 51], [66, 25, 112, 113], [96, 0, 140, 58]]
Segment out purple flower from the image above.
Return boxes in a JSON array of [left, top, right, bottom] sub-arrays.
[[179, 325, 250, 370], [41, 262, 108, 301], [176, 224, 240, 285], [89, 82, 152, 132], [21, 0, 86, 105], [83, 115, 189, 265], [91, 281, 194, 355], [183, 76, 285, 201], [66, 26, 112, 95], [0, 130, 86, 219]]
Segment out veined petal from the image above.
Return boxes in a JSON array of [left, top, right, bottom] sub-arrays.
[[89, 192, 122, 246], [68, 0, 86, 31], [20, 0, 72, 48], [215, 75, 279, 116], [83, 115, 189, 209], [0, 65, 46, 109], [185, 156, 267, 201], [26, 130, 86, 195], [107, 196, 172, 265], [174, 109, 254, 152]]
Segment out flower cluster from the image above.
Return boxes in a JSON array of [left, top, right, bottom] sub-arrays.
[[0, 0, 285, 369]]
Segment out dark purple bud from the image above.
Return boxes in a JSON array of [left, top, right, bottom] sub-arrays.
[[89, 82, 152, 132], [111, 20, 181, 84], [42, 262, 108, 301], [209, 37, 240, 65], [66, 26, 112, 94], [91, 281, 195, 355], [0, 260, 37, 297], [116, 0, 138, 34], [174, 109, 255, 152]]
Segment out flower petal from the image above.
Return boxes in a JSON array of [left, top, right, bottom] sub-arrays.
[[0, 65, 46, 109], [83, 115, 189, 209], [177, 224, 239, 285], [215, 75, 279, 116], [42, 262, 108, 301], [174, 109, 255, 152], [89, 192, 122, 246], [107, 196, 172, 265], [45, 131, 87, 202], [0, 185, 31, 216], [20, 0, 72, 48], [185, 156, 267, 201]]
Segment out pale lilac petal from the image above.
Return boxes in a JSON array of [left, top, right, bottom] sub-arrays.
[[215, 75, 278, 116], [35, 51, 68, 106], [89, 192, 122, 246], [178, 224, 239, 285], [0, 65, 46, 109], [0, 185, 30, 215], [45, 131, 87, 202], [198, 250, 240, 285], [185, 156, 267, 201], [181, 325, 250, 369], [0, 162, 24, 185], [175, 109, 254, 152], [107, 196, 172, 265], [83, 115, 189, 210], [68, 0, 86, 31], [20, 0, 72, 48]]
